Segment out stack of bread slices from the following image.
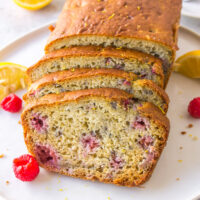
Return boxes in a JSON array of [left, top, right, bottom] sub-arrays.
[[21, 0, 182, 187]]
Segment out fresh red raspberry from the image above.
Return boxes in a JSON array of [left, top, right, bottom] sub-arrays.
[[188, 97, 200, 118], [1, 94, 22, 113], [13, 154, 40, 182]]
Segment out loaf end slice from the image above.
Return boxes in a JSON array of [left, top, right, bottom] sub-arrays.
[[21, 88, 169, 187]]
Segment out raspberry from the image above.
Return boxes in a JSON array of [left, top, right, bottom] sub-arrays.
[[139, 135, 154, 150], [1, 94, 22, 113], [123, 80, 131, 86], [81, 133, 99, 155], [132, 116, 149, 130], [35, 144, 59, 167], [31, 113, 48, 133], [188, 97, 200, 118], [13, 154, 39, 181]]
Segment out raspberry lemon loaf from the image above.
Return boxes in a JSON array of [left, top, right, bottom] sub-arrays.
[[27, 46, 164, 87], [21, 88, 169, 186], [24, 68, 169, 113], [45, 0, 182, 82]]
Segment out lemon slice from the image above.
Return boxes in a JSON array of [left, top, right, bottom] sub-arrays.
[[13, 0, 52, 11], [0, 62, 27, 101], [174, 50, 200, 78]]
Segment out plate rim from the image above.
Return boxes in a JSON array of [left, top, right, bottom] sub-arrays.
[[0, 20, 55, 54], [182, 3, 200, 19]]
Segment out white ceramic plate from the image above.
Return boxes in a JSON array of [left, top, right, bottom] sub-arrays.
[[0, 24, 200, 200], [182, 1, 200, 19]]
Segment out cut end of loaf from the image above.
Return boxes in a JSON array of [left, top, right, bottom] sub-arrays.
[[27, 52, 164, 88], [45, 35, 173, 68], [22, 91, 169, 186], [25, 70, 168, 113]]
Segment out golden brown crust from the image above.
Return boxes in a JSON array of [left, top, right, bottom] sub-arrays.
[[43, 46, 162, 64], [22, 88, 169, 130], [22, 88, 169, 187], [27, 46, 164, 83], [24, 69, 169, 113], [45, 0, 182, 52], [24, 130, 168, 187], [22, 88, 133, 112], [133, 79, 170, 109], [138, 102, 170, 133], [25, 136, 168, 187], [163, 64, 174, 89], [27, 68, 137, 92]]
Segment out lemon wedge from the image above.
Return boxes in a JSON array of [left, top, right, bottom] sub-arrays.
[[0, 62, 27, 101], [13, 0, 52, 11], [174, 50, 200, 78]]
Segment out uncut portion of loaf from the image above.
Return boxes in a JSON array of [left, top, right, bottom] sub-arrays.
[[27, 46, 164, 87], [45, 0, 182, 76], [21, 88, 169, 187], [24, 68, 169, 113]]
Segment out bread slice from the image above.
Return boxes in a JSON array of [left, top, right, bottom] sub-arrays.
[[21, 88, 169, 187], [45, 0, 182, 78], [24, 68, 169, 113], [27, 46, 164, 87]]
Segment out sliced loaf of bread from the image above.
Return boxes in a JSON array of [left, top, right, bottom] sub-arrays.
[[24, 68, 169, 113], [27, 46, 164, 87], [45, 0, 182, 80], [21, 88, 169, 187]]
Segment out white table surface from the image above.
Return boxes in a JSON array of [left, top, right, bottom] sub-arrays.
[[0, 1, 200, 49]]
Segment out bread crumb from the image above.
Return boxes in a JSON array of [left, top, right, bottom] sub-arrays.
[[178, 91, 182, 95], [187, 124, 193, 128], [18, 120, 22, 124], [179, 115, 183, 119], [71, 68, 75, 72], [179, 146, 183, 150], [48, 25, 55, 32], [108, 197, 111, 200], [193, 136, 198, 141], [59, 189, 63, 192], [6, 181, 10, 184], [0, 154, 4, 158], [178, 160, 182, 163], [65, 198, 68, 200], [181, 131, 186, 135], [137, 6, 141, 10], [57, 179, 61, 183], [176, 178, 180, 181]]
